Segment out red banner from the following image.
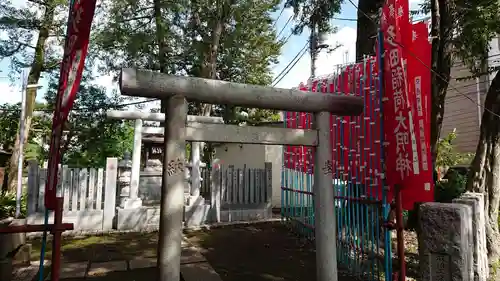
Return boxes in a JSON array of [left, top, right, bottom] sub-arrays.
[[381, 0, 411, 203], [402, 21, 434, 209], [381, 0, 433, 209], [45, 0, 97, 209]]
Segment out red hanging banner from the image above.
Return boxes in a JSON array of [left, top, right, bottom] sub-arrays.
[[381, 0, 413, 203], [45, 0, 97, 209], [381, 0, 434, 209], [402, 21, 434, 209]]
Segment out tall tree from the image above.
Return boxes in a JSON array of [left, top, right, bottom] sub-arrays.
[[454, 0, 500, 266], [0, 0, 68, 191], [428, 0, 455, 167], [95, 0, 282, 121]]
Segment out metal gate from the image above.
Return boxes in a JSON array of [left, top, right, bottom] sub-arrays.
[[281, 56, 393, 281]]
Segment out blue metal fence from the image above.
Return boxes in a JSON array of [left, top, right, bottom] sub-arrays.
[[281, 51, 392, 281]]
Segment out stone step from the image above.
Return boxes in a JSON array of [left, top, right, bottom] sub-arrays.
[[88, 261, 127, 277]]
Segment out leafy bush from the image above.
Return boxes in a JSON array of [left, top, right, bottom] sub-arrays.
[[436, 131, 474, 169], [0, 191, 27, 219], [434, 170, 467, 203]]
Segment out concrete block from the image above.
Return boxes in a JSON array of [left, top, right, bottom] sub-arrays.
[[146, 207, 160, 226], [453, 192, 489, 281], [219, 207, 272, 222], [184, 200, 210, 227], [418, 202, 473, 281], [116, 207, 148, 230]]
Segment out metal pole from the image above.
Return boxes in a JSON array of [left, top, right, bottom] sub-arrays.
[[16, 78, 27, 218], [158, 95, 187, 281], [313, 111, 337, 281]]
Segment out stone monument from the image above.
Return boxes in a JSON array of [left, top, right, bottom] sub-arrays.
[[418, 202, 474, 281]]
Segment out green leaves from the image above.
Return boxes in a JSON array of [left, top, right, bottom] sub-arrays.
[[0, 102, 49, 161], [436, 131, 473, 168], [42, 75, 134, 167], [94, 0, 283, 124], [284, 0, 343, 35]]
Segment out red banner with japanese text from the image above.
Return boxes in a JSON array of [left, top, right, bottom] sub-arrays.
[[381, 0, 434, 209], [381, 0, 410, 203], [45, 0, 97, 209], [402, 21, 434, 209]]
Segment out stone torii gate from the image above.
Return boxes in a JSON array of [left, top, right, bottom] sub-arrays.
[[106, 110, 224, 206], [119, 68, 364, 281]]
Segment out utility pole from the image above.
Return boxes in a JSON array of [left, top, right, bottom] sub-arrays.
[[309, 17, 329, 79], [310, 19, 318, 78]]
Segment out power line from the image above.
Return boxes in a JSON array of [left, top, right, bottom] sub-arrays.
[[345, 0, 500, 119], [272, 42, 309, 87], [277, 15, 293, 38], [272, 5, 286, 29]]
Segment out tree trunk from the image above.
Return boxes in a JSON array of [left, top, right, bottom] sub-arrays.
[[355, 0, 384, 61], [430, 0, 453, 167], [199, 18, 224, 116], [6, 2, 55, 192], [195, 1, 232, 154], [467, 71, 500, 265]]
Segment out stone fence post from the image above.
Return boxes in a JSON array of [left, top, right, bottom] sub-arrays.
[[453, 193, 489, 281]]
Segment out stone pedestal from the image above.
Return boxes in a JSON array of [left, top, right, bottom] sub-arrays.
[[418, 202, 474, 281], [184, 196, 210, 228], [453, 193, 489, 281]]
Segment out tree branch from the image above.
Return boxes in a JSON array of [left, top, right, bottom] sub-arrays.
[[0, 16, 41, 30], [27, 0, 49, 7]]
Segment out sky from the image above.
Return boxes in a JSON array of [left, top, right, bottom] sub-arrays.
[[0, 0, 426, 108]]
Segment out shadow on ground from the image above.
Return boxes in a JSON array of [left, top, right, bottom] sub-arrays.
[[30, 232, 158, 263], [184, 221, 364, 281], [28, 221, 419, 281]]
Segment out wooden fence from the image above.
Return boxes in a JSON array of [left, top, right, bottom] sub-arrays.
[[26, 158, 118, 232], [217, 165, 271, 206], [199, 165, 271, 206], [26, 159, 272, 231]]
